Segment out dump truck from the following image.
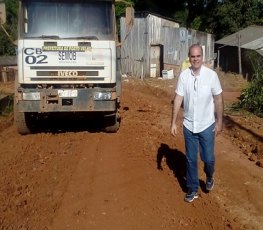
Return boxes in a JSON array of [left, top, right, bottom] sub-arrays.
[[1, 0, 126, 134]]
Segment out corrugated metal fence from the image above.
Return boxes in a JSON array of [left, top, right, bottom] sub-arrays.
[[120, 14, 215, 78]]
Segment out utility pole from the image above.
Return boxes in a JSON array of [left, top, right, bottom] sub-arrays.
[[237, 32, 242, 74]]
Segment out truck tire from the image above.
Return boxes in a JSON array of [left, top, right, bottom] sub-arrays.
[[104, 121, 120, 132], [104, 114, 120, 133], [14, 73, 32, 135], [14, 103, 31, 135]]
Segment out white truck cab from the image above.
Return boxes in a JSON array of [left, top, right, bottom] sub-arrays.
[[12, 0, 121, 133]]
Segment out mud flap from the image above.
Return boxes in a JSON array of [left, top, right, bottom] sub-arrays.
[[104, 111, 120, 133]]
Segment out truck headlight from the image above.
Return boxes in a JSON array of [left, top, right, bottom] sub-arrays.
[[93, 92, 112, 100]]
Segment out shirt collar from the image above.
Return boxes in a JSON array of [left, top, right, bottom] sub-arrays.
[[190, 65, 203, 77]]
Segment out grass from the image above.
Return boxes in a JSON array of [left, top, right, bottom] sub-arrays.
[[216, 70, 248, 92], [0, 94, 14, 116]]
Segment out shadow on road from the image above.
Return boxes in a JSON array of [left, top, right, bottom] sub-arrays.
[[157, 143, 187, 192], [26, 112, 113, 134]]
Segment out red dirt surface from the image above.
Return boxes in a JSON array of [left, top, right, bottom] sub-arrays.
[[0, 76, 262, 229]]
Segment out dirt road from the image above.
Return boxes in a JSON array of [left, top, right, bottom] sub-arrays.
[[0, 78, 263, 229]]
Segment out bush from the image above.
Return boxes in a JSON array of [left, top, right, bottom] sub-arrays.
[[239, 72, 263, 117]]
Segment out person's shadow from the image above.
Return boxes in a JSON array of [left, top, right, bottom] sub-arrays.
[[157, 143, 187, 193]]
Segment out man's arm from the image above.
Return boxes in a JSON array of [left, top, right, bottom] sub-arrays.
[[214, 93, 224, 136], [171, 94, 184, 136]]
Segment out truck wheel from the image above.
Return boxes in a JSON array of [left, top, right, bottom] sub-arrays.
[[14, 103, 31, 135], [104, 114, 120, 133]]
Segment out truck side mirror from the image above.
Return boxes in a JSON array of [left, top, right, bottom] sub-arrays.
[[0, 3, 6, 25]]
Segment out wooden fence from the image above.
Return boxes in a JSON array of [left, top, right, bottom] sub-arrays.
[[0, 66, 16, 82]]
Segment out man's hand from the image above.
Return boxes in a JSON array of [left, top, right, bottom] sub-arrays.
[[214, 122, 223, 136], [214, 93, 224, 137], [171, 123, 178, 136], [170, 94, 183, 137]]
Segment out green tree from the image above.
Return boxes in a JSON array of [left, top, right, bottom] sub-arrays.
[[0, 0, 18, 55], [200, 0, 263, 39], [115, 0, 135, 18], [131, 0, 263, 38], [239, 72, 263, 117]]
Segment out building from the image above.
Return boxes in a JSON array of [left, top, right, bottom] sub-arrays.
[[120, 11, 215, 79], [215, 25, 263, 79]]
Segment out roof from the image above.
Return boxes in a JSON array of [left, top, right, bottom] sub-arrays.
[[0, 56, 17, 66], [256, 49, 263, 56], [131, 11, 181, 24], [215, 25, 263, 55]]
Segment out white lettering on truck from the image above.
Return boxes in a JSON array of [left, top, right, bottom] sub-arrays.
[[58, 71, 78, 77]]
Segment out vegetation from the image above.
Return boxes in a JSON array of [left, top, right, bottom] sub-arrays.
[[0, 94, 13, 116], [224, 51, 263, 117], [239, 72, 263, 117], [0, 0, 18, 55], [127, 0, 263, 40]]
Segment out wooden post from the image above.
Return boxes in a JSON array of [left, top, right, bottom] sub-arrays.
[[237, 33, 242, 75], [2, 67, 7, 83], [217, 50, 220, 69]]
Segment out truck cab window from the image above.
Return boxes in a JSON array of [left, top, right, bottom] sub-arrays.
[[22, 1, 114, 40]]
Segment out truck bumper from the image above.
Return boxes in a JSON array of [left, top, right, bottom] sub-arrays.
[[15, 88, 117, 113]]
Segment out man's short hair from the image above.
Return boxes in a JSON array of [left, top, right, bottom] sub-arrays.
[[188, 44, 203, 56]]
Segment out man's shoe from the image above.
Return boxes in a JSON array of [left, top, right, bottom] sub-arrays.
[[206, 177, 214, 191], [184, 191, 198, 203]]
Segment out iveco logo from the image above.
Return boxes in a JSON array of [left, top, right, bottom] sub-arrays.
[[58, 71, 78, 77]]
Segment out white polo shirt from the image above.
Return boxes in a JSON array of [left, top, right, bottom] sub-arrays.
[[176, 65, 222, 133]]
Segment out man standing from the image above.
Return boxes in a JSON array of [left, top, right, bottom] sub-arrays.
[[171, 44, 224, 203]]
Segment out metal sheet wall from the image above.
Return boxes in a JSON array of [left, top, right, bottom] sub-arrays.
[[120, 17, 148, 78], [120, 14, 215, 78]]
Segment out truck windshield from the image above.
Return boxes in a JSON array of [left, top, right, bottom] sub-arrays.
[[21, 0, 115, 40]]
